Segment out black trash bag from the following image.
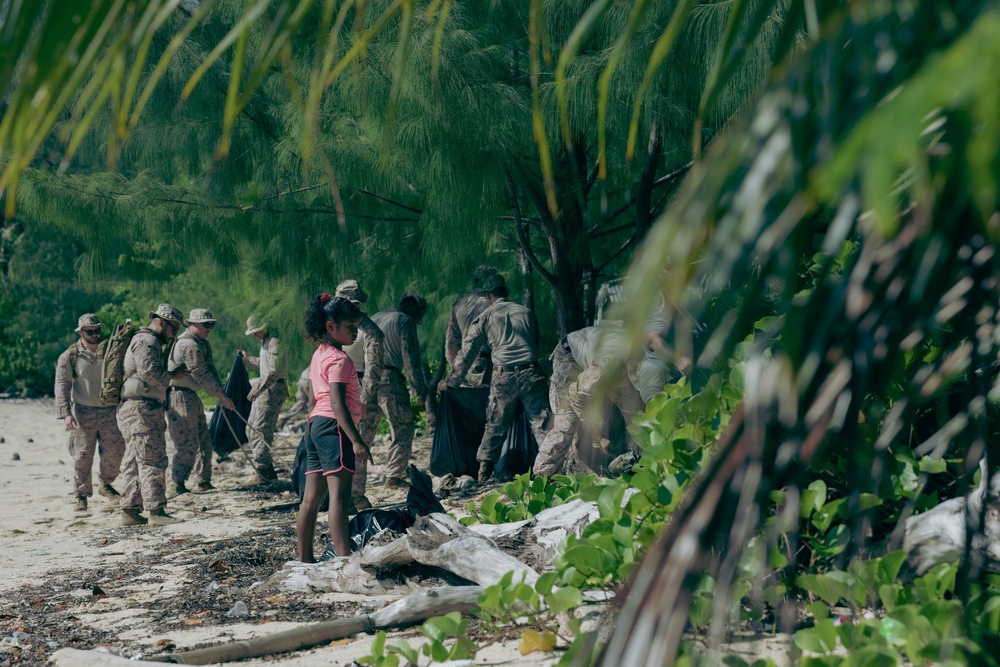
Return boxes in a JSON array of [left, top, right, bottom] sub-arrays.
[[405, 465, 444, 517], [495, 399, 539, 477], [320, 508, 416, 559], [429, 387, 489, 477], [208, 354, 253, 456]]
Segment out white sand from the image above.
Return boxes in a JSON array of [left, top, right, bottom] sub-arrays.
[[0, 398, 558, 666]]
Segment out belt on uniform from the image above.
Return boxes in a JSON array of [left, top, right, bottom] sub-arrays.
[[124, 397, 165, 409], [498, 361, 540, 373], [168, 386, 197, 395]]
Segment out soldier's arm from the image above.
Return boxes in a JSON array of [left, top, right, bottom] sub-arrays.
[[133, 338, 172, 392], [243, 353, 261, 370], [185, 343, 227, 398], [360, 318, 384, 404], [256, 338, 280, 391], [54, 350, 74, 419], [401, 319, 428, 397], [444, 315, 487, 387]]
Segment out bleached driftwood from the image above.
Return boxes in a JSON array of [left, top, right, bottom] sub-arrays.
[[904, 459, 1000, 576], [355, 512, 540, 586], [270, 512, 542, 594], [269, 549, 404, 595], [469, 498, 599, 566]]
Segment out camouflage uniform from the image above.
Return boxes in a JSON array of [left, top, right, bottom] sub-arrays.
[[278, 368, 312, 429], [55, 340, 125, 497], [445, 297, 551, 466], [167, 331, 226, 487], [446, 293, 492, 387], [533, 326, 643, 476], [369, 308, 427, 480], [118, 327, 173, 512], [344, 316, 385, 498], [638, 299, 680, 402], [243, 332, 288, 469]]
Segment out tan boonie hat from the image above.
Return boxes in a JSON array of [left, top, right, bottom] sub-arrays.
[[75, 313, 104, 332], [478, 273, 506, 294], [245, 316, 267, 336], [185, 308, 218, 326], [335, 279, 369, 305], [148, 304, 183, 329]]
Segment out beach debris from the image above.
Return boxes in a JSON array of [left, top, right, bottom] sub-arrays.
[[225, 601, 249, 618]]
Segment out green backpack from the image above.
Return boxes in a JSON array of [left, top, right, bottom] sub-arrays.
[[100, 319, 136, 406]]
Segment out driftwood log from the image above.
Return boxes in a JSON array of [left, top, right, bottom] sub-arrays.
[[48, 586, 484, 666], [271, 512, 544, 593], [903, 460, 1000, 576], [469, 498, 599, 566]]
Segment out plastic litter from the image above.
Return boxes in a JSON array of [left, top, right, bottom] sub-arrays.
[[208, 354, 253, 456], [226, 601, 249, 618]]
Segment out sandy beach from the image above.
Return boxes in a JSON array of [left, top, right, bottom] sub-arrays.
[[0, 398, 559, 666]]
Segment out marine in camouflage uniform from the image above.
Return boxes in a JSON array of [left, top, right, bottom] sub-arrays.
[[54, 313, 126, 511], [370, 292, 429, 488], [441, 274, 550, 480], [445, 265, 499, 388], [241, 316, 288, 482], [337, 280, 385, 508], [533, 325, 644, 476], [277, 367, 313, 430], [117, 303, 187, 526], [166, 309, 235, 494]]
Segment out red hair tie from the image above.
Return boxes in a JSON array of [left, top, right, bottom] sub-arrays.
[[319, 293, 333, 303]]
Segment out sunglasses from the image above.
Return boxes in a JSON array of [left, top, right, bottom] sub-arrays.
[[81, 328, 102, 335], [199, 322, 217, 329]]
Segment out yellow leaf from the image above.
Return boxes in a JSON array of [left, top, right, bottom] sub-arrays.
[[518, 629, 557, 655]]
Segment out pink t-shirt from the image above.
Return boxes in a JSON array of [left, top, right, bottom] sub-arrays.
[[308, 344, 362, 426]]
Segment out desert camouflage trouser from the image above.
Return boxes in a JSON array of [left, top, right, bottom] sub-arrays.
[[167, 389, 212, 486], [548, 337, 582, 414], [117, 400, 168, 511], [533, 361, 643, 477], [375, 369, 414, 480], [248, 380, 286, 469], [351, 379, 382, 498], [69, 404, 126, 497], [478, 366, 551, 465], [463, 354, 492, 388]]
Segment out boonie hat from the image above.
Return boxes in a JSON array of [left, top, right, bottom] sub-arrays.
[[185, 308, 218, 326], [148, 304, 183, 329], [75, 313, 104, 332], [335, 279, 369, 305], [245, 316, 268, 336], [478, 273, 506, 294]]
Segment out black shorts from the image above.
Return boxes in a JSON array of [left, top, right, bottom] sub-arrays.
[[304, 416, 356, 476]]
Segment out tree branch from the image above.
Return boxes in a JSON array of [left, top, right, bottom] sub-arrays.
[[359, 189, 423, 214], [505, 170, 555, 285]]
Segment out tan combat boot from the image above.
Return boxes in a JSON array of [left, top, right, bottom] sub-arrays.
[[383, 477, 409, 490], [194, 481, 215, 493], [121, 508, 148, 526], [148, 509, 182, 526], [97, 483, 120, 499], [478, 461, 494, 482], [74, 496, 88, 512]]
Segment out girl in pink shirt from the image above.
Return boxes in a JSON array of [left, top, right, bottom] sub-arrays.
[[297, 294, 373, 563]]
